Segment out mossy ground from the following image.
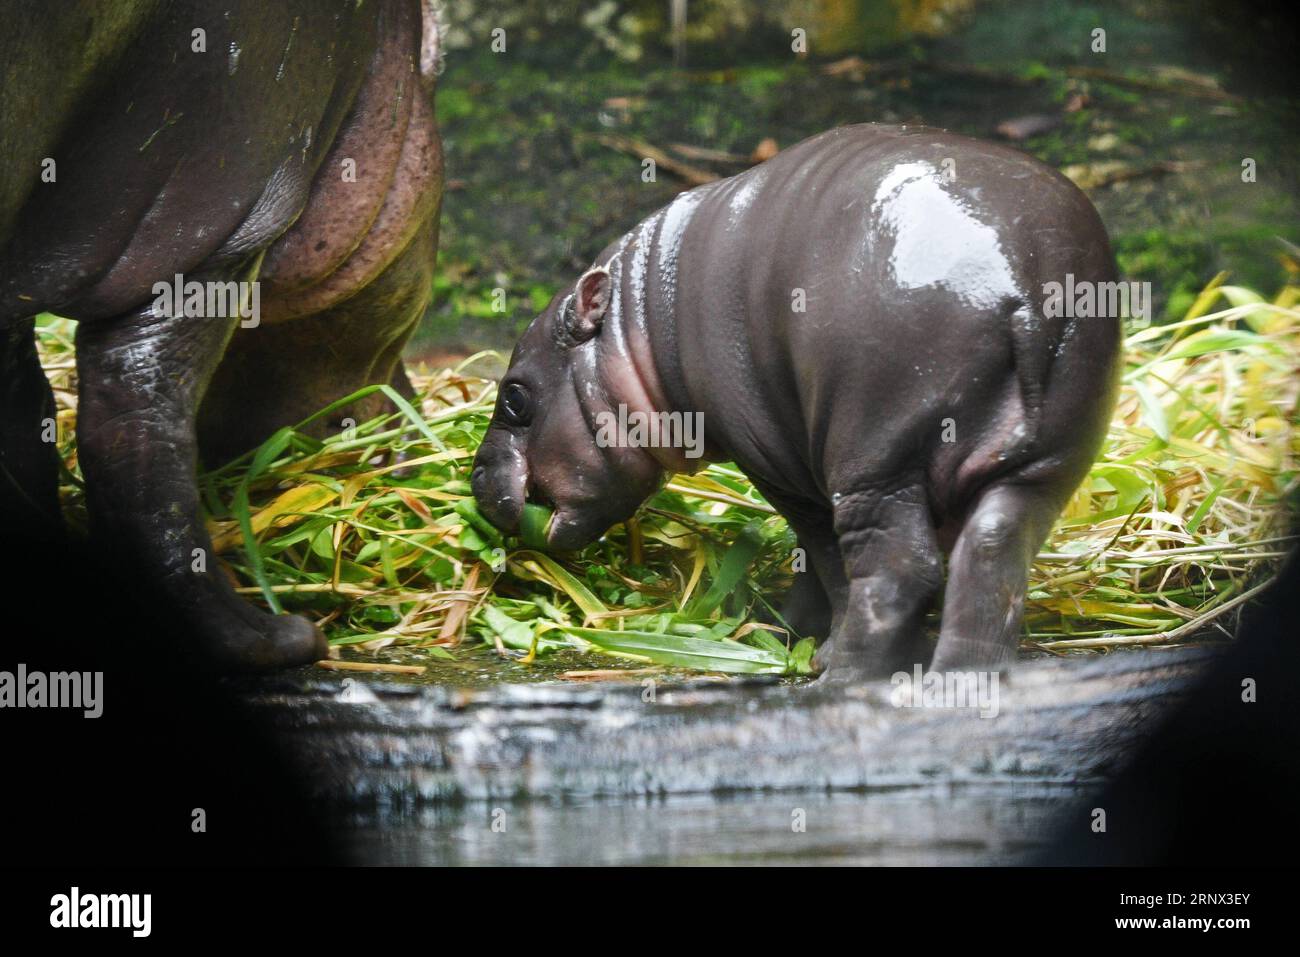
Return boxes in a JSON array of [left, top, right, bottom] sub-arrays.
[[420, 3, 1299, 358]]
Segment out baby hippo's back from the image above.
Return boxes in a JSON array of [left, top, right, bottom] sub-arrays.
[[656, 124, 1120, 517]]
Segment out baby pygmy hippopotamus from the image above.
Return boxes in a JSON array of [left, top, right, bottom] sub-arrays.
[[472, 124, 1121, 681]]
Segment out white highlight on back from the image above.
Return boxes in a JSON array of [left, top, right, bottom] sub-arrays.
[[726, 168, 765, 231], [871, 161, 1018, 309], [656, 187, 708, 316], [626, 210, 664, 334]]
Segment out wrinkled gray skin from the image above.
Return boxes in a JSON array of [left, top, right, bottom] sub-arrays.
[[474, 125, 1121, 681], [0, 1, 443, 670]]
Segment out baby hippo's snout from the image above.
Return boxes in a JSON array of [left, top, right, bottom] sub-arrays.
[[470, 436, 528, 535]]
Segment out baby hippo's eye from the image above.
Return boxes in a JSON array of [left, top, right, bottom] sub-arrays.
[[499, 382, 533, 426]]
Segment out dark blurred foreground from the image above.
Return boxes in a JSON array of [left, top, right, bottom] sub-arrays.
[[1, 511, 1296, 867]]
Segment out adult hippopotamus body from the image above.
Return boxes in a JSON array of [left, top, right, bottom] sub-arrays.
[[1, 1, 443, 668], [473, 124, 1121, 681]]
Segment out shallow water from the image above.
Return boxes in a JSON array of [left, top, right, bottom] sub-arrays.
[[333, 784, 1082, 866]]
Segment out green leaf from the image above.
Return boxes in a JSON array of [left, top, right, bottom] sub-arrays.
[[1091, 465, 1153, 511], [1131, 380, 1170, 441], [1217, 285, 1272, 330], [380, 536, 398, 587], [563, 627, 790, 674], [454, 498, 503, 546], [688, 521, 765, 617], [790, 637, 816, 675], [1165, 329, 1274, 361], [377, 383, 447, 452], [513, 550, 608, 619], [519, 503, 554, 548], [1186, 475, 1227, 535], [232, 426, 296, 613], [481, 605, 566, 653], [740, 629, 789, 656], [1124, 328, 1281, 382]]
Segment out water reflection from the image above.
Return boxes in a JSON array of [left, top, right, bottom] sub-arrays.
[[334, 784, 1081, 865]]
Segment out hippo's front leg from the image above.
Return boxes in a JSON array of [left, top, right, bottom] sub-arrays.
[[781, 565, 834, 638], [75, 273, 327, 671], [751, 481, 844, 641], [816, 484, 943, 681]]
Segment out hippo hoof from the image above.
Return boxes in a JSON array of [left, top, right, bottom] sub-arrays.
[[811, 639, 904, 685], [811, 644, 857, 686], [212, 613, 328, 673], [811, 636, 838, 675], [811, 656, 870, 687]]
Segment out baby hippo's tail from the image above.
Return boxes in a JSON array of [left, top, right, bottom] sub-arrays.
[[1005, 296, 1058, 449], [1007, 256, 1124, 490]]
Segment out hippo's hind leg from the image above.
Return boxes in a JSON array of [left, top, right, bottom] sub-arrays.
[[815, 483, 943, 681], [929, 481, 1064, 672], [0, 318, 63, 537], [75, 271, 327, 671]]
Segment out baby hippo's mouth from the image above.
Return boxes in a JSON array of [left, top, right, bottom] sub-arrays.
[[544, 506, 609, 551], [523, 478, 555, 511], [517, 499, 556, 548], [470, 441, 626, 550], [521, 481, 607, 550]]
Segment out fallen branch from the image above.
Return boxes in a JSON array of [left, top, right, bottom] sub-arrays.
[[1062, 159, 1189, 190], [315, 660, 427, 675], [588, 134, 719, 187], [669, 142, 749, 164], [560, 668, 666, 681], [1065, 65, 1239, 102]]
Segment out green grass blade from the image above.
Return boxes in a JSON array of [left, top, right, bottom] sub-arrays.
[[232, 426, 296, 613], [688, 521, 765, 617], [564, 626, 791, 674]]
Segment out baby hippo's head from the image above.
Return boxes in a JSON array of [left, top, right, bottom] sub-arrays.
[[471, 267, 665, 549]]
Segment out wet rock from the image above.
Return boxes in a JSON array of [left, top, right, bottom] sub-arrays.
[[240, 647, 1216, 806]]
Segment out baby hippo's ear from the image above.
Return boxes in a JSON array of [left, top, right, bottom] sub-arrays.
[[566, 267, 611, 343]]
